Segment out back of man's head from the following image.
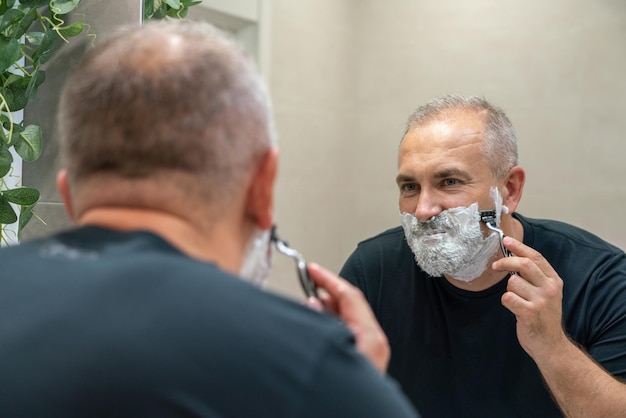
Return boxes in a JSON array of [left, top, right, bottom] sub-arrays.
[[58, 20, 275, 214]]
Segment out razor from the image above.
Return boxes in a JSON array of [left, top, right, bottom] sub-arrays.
[[270, 227, 319, 299], [479, 210, 512, 258]]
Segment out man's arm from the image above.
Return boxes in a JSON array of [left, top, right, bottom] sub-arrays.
[[494, 236, 626, 417], [533, 336, 626, 417]]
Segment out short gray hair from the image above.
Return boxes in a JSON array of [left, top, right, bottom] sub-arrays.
[[404, 95, 518, 179], [59, 19, 275, 207]]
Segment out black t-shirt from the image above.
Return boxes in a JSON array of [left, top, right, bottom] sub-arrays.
[[0, 226, 419, 418], [340, 213, 626, 418]]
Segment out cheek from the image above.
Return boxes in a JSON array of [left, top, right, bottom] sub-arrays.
[[399, 196, 417, 214], [399, 204, 413, 215]]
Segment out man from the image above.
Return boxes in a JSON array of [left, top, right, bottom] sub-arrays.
[[340, 95, 626, 417], [0, 21, 419, 417]]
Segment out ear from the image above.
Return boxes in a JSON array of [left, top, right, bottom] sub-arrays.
[[56, 170, 75, 222], [501, 166, 525, 213], [244, 147, 279, 230]]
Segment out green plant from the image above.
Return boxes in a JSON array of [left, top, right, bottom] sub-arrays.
[[0, 0, 84, 244], [143, 0, 202, 20], [0, 0, 201, 245]]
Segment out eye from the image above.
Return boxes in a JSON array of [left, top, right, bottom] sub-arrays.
[[400, 183, 419, 194], [443, 178, 459, 187]]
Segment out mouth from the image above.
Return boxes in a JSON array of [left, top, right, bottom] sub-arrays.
[[419, 229, 447, 244]]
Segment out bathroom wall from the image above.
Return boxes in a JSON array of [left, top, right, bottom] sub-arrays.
[[349, 0, 626, 251], [264, 0, 358, 297], [266, 0, 626, 299]]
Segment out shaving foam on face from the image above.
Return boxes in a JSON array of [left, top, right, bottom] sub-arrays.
[[400, 202, 499, 282], [239, 227, 273, 287], [489, 186, 508, 226]]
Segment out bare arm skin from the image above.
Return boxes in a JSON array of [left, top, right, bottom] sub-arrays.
[[493, 236, 626, 418], [306, 262, 390, 374]]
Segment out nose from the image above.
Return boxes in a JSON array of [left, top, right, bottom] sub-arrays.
[[414, 190, 442, 222]]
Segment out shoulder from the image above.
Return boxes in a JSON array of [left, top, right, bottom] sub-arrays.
[[515, 213, 624, 257], [356, 225, 406, 246], [340, 226, 417, 290], [515, 212, 626, 307], [348, 226, 409, 260], [0, 229, 419, 417]]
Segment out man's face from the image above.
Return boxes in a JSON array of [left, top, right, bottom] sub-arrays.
[[396, 110, 498, 222], [396, 110, 508, 281]]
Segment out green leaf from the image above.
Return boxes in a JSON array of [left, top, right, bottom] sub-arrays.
[[166, 7, 187, 18], [3, 187, 40, 205], [0, 123, 6, 144], [144, 0, 155, 17], [57, 22, 83, 38], [0, 36, 21, 73], [12, 8, 38, 39], [0, 145, 13, 177], [25, 67, 46, 101], [32, 30, 60, 65], [0, 8, 24, 33], [0, 114, 8, 141], [7, 123, 25, 147], [0, 0, 17, 15], [2, 75, 29, 111], [149, 2, 168, 20], [25, 31, 45, 46], [15, 124, 42, 161], [50, 0, 81, 15], [165, 0, 181, 9], [19, 0, 52, 8], [18, 202, 37, 236], [0, 195, 17, 224]]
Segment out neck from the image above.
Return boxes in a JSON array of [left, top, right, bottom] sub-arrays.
[[77, 207, 246, 275]]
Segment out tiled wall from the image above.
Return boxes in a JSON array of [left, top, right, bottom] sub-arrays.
[[22, 0, 143, 240]]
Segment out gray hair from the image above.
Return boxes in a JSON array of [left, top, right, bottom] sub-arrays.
[[58, 19, 275, 208], [404, 95, 518, 179]]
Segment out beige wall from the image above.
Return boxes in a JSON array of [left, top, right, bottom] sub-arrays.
[[265, 0, 626, 299]]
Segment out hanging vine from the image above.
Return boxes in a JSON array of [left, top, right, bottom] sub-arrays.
[[0, 0, 201, 244]]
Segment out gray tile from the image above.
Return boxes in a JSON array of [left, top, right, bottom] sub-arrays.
[[23, 0, 143, 202]]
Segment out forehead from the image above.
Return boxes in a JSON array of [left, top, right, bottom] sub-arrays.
[[398, 110, 490, 174]]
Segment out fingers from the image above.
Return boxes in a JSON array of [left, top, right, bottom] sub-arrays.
[[501, 274, 538, 314], [307, 263, 373, 322], [492, 237, 563, 307], [492, 238, 566, 358], [304, 296, 324, 313], [492, 237, 560, 287]]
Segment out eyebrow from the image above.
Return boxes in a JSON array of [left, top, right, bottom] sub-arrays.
[[396, 174, 414, 185], [395, 167, 472, 185]]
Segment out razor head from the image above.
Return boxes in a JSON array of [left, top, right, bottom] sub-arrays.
[[478, 210, 511, 257], [479, 210, 497, 224]]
